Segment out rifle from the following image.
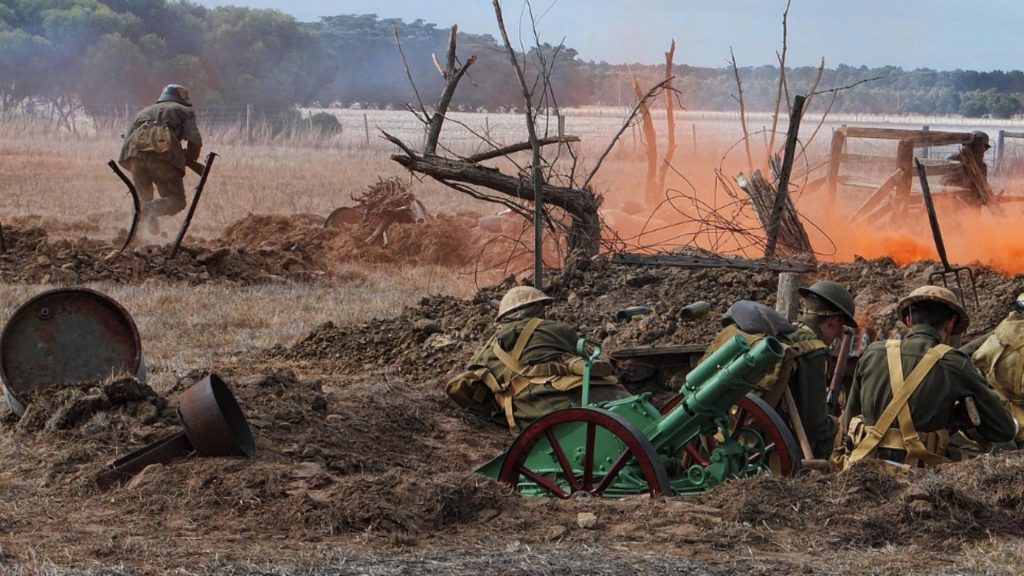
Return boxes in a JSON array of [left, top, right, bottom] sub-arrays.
[[826, 329, 854, 415], [187, 159, 205, 175]]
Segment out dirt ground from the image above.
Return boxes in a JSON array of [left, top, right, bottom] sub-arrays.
[[1, 216, 1023, 575]]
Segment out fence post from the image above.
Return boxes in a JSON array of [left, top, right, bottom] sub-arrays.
[[557, 114, 565, 154], [996, 129, 1006, 175], [921, 125, 929, 159], [245, 104, 252, 144], [363, 113, 370, 146]]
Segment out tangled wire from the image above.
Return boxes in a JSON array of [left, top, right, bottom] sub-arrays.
[[351, 177, 416, 218]]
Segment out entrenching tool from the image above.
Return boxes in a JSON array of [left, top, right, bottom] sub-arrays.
[[914, 158, 979, 309], [478, 334, 793, 498], [96, 373, 255, 489], [107, 160, 141, 252], [170, 151, 218, 258]]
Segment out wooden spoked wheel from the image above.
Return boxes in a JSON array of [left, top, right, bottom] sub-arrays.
[[497, 407, 671, 498], [661, 392, 802, 477]]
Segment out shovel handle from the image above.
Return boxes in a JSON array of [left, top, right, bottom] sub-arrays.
[[95, 430, 193, 490]]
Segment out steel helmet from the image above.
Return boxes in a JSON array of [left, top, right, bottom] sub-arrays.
[[496, 286, 553, 320], [897, 285, 969, 334], [798, 280, 857, 328], [157, 84, 192, 106], [971, 130, 991, 150]]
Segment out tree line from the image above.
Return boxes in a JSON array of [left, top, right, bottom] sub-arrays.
[[2, 1, 1022, 120]]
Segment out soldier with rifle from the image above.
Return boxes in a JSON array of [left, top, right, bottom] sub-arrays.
[[118, 84, 203, 234], [702, 280, 857, 460]]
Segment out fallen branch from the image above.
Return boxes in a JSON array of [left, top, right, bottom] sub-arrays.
[[466, 136, 579, 163]]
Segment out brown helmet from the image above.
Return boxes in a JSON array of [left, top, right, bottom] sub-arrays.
[[897, 285, 969, 334], [496, 286, 553, 320]]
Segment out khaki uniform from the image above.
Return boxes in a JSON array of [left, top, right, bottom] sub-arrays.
[[118, 101, 202, 218], [454, 318, 627, 430], [842, 324, 1015, 466], [704, 317, 834, 459]]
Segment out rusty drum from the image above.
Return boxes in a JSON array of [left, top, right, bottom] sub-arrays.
[[0, 288, 143, 415]]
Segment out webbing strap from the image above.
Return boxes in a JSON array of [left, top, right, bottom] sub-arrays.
[[491, 317, 543, 378], [848, 341, 952, 465], [492, 317, 543, 431]]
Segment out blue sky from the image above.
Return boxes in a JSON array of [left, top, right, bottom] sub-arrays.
[[192, 0, 1024, 71]]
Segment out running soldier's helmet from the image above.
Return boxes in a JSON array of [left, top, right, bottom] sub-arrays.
[[157, 84, 192, 106]]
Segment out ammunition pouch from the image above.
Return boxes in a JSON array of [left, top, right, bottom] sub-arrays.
[[128, 121, 173, 155]]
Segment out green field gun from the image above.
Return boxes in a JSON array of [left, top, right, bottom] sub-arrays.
[[478, 334, 795, 497]]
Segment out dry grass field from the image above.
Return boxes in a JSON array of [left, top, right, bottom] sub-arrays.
[[3, 110, 1024, 575]]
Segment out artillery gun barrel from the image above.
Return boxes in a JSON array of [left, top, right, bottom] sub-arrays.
[[646, 336, 785, 452], [683, 334, 750, 392]]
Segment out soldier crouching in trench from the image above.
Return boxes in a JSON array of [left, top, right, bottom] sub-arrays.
[[836, 285, 1017, 471], [445, 286, 629, 431], [118, 84, 203, 235]]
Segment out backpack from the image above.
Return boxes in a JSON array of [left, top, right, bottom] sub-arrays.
[[128, 120, 173, 155], [445, 318, 617, 430], [971, 312, 1024, 441], [701, 302, 825, 407]]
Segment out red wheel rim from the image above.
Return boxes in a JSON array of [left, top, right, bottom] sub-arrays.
[[497, 407, 670, 498]]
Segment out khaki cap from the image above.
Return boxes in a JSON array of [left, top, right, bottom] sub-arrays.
[[496, 286, 553, 320], [897, 285, 969, 334]]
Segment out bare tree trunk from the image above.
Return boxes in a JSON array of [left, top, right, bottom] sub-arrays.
[[633, 77, 659, 206], [492, 0, 546, 286], [657, 40, 678, 195], [767, 0, 792, 159], [387, 147, 601, 257], [730, 48, 754, 174]]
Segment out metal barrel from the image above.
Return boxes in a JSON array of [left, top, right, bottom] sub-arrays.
[[0, 288, 144, 415], [648, 336, 785, 452]]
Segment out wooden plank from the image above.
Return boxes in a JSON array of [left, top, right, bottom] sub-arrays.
[[825, 130, 846, 210], [838, 153, 898, 170], [610, 252, 816, 273], [849, 169, 901, 222], [844, 126, 966, 141], [1001, 131, 1024, 139]]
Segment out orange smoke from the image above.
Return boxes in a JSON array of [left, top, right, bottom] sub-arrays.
[[807, 204, 1024, 274]]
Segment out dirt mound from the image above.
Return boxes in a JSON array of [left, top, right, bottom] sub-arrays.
[[700, 452, 1024, 549], [0, 224, 325, 285], [15, 375, 169, 434], [277, 257, 1023, 386], [0, 213, 517, 285]]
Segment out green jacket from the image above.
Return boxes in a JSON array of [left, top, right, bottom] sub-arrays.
[[781, 319, 836, 459], [471, 318, 580, 380], [842, 324, 1015, 443], [118, 101, 202, 173]]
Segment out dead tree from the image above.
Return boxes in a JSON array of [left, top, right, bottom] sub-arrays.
[[385, 18, 601, 276], [657, 40, 678, 196]]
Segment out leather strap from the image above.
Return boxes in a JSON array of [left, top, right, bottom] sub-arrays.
[[848, 341, 952, 466]]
